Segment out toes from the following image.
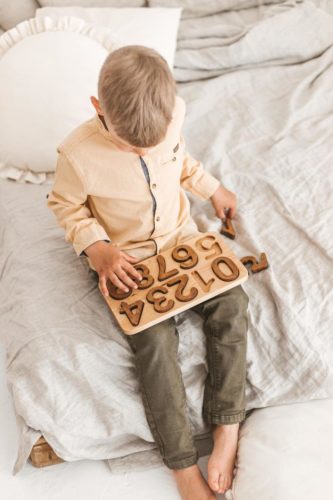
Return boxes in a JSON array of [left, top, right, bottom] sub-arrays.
[[208, 467, 220, 492], [218, 474, 231, 494], [218, 475, 226, 494], [226, 474, 233, 491], [219, 474, 225, 493]]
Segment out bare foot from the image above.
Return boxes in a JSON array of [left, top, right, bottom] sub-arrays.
[[207, 422, 240, 494], [173, 464, 216, 500]]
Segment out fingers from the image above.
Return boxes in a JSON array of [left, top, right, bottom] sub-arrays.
[[123, 262, 143, 283], [221, 207, 236, 219], [109, 271, 132, 293], [123, 252, 141, 262], [98, 274, 109, 297], [219, 208, 228, 221], [228, 206, 236, 218], [100, 270, 131, 295], [114, 266, 139, 291], [99, 268, 133, 296], [98, 254, 143, 298]]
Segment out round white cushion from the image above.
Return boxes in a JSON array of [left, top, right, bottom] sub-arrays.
[[0, 16, 121, 184]]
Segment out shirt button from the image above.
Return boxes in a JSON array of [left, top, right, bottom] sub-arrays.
[[156, 216, 160, 221], [152, 183, 156, 188], [172, 156, 176, 161]]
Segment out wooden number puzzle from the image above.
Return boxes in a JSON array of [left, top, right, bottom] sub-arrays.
[[103, 231, 248, 335]]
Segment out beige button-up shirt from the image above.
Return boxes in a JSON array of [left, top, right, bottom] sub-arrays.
[[46, 95, 221, 271]]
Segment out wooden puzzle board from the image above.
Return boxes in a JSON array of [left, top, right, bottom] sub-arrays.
[[103, 231, 248, 335]]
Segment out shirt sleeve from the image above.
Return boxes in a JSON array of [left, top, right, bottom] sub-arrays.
[[46, 150, 111, 257], [180, 134, 221, 201]]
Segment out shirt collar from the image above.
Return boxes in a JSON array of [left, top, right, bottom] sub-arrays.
[[94, 112, 120, 145], [93, 111, 164, 156]]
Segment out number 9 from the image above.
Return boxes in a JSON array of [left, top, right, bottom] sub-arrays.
[[171, 244, 198, 269]]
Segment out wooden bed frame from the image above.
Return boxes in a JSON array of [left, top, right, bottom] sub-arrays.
[[29, 436, 64, 468]]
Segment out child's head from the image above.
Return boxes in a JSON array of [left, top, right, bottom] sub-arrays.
[[91, 45, 177, 155]]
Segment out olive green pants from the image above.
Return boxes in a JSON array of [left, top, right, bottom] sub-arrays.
[[124, 284, 249, 470]]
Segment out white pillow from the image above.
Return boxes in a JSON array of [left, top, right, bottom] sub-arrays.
[[231, 398, 333, 500], [0, 16, 121, 184], [35, 7, 182, 70], [0, 0, 146, 30]]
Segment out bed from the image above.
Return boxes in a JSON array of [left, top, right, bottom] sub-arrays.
[[0, 1, 333, 499]]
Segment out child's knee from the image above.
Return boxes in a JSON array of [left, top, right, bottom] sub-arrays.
[[228, 284, 249, 309], [126, 317, 177, 354]]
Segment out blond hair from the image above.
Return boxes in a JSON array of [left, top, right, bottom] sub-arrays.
[[97, 45, 177, 148]]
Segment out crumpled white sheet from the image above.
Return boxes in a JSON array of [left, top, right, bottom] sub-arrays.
[[0, 0, 332, 477]]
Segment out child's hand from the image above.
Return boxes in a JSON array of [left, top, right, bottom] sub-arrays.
[[84, 241, 143, 297], [210, 185, 237, 221]]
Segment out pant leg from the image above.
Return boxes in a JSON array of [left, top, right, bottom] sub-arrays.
[[191, 284, 249, 425], [125, 316, 199, 470]]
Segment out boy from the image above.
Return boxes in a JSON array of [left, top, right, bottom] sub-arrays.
[[47, 45, 249, 500]]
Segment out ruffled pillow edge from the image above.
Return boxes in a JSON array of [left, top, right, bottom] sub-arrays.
[[0, 15, 123, 186]]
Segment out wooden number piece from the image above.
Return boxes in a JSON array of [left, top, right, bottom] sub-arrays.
[[211, 256, 240, 282], [172, 244, 198, 269], [146, 285, 174, 313], [191, 270, 215, 293], [240, 252, 269, 273], [165, 274, 198, 302], [119, 300, 145, 326], [107, 281, 132, 300], [195, 234, 223, 260], [221, 216, 236, 240], [133, 263, 155, 289], [156, 254, 179, 281]]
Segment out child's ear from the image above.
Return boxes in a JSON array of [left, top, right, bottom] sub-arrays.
[[90, 96, 103, 115]]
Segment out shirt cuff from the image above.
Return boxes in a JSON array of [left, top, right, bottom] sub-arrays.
[[72, 224, 111, 257], [191, 173, 221, 201], [79, 239, 111, 257]]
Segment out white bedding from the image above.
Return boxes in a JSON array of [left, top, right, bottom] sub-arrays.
[[0, 0, 332, 477]]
